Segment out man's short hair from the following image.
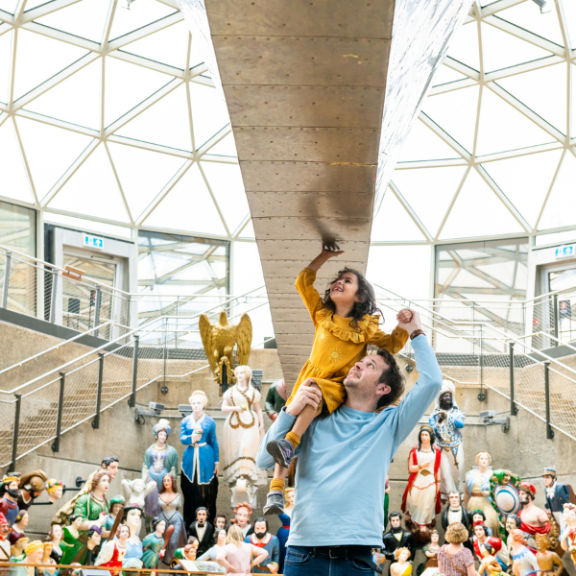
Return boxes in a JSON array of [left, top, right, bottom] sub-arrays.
[[376, 349, 405, 409], [196, 507, 208, 518], [389, 511, 403, 521]]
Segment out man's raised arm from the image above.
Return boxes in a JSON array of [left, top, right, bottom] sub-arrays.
[[388, 312, 443, 448], [256, 379, 322, 469]]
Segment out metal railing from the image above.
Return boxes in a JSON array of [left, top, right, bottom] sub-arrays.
[[377, 291, 576, 443], [0, 245, 268, 339], [0, 284, 271, 469], [375, 283, 576, 349]]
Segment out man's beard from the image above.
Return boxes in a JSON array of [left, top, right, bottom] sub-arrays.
[[520, 496, 529, 506], [439, 400, 453, 410], [254, 532, 267, 540], [6, 489, 19, 499]]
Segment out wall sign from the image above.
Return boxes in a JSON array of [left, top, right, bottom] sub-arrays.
[[83, 234, 104, 250], [555, 245, 574, 259]]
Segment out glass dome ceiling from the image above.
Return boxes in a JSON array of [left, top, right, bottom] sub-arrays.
[[0, 0, 574, 246], [375, 0, 576, 245], [0, 0, 252, 239]]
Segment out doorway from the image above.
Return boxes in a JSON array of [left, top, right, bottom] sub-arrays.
[[62, 250, 120, 332]]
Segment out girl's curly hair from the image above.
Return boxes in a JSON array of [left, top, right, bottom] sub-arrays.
[[322, 267, 383, 330]]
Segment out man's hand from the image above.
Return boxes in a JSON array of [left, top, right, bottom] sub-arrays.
[[396, 309, 422, 335], [285, 378, 322, 417]]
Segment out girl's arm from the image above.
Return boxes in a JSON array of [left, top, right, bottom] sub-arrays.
[[250, 544, 269, 567], [216, 548, 238, 573], [306, 249, 344, 272]]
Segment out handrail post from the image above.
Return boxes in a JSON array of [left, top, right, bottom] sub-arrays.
[[2, 251, 11, 309], [94, 286, 102, 338], [128, 335, 139, 408], [553, 293, 558, 345], [161, 323, 168, 395], [544, 361, 554, 440], [509, 342, 518, 416], [478, 324, 485, 401], [10, 394, 21, 472], [49, 269, 59, 324], [52, 372, 65, 452], [92, 353, 104, 429]]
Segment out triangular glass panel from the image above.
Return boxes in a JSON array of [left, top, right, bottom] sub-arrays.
[[572, 64, 576, 137], [475, 89, 554, 156], [0, 119, 34, 202], [13, 29, 89, 101], [200, 161, 249, 232], [145, 163, 226, 235], [121, 21, 189, 70], [496, 63, 566, 133], [48, 144, 130, 223], [567, 2, 576, 50], [190, 82, 230, 150], [23, 0, 55, 9], [391, 166, 467, 237], [496, 2, 564, 46], [104, 57, 172, 126], [205, 131, 237, 157], [440, 169, 524, 239], [539, 153, 576, 230], [371, 188, 427, 242], [24, 59, 101, 130], [481, 149, 562, 227], [109, 0, 175, 42], [0, 0, 17, 14], [35, 0, 109, 43], [239, 219, 255, 239], [432, 65, 469, 87], [421, 85, 479, 153], [397, 121, 462, 163], [446, 22, 480, 71], [481, 22, 553, 74], [115, 83, 192, 151], [0, 29, 13, 104], [16, 116, 93, 201], [107, 141, 185, 220]]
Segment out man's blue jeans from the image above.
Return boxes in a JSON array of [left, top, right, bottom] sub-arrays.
[[284, 546, 376, 576]]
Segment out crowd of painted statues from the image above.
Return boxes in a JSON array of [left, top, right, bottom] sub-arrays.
[[0, 373, 291, 575], [377, 380, 576, 576], [2, 372, 576, 576]]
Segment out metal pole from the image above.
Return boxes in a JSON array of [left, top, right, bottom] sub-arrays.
[[49, 269, 59, 324], [52, 372, 65, 452], [478, 325, 485, 401], [92, 353, 104, 429], [544, 361, 554, 440], [94, 286, 102, 338], [2, 252, 11, 309], [553, 293, 558, 345], [161, 322, 168, 395], [10, 394, 21, 472], [128, 335, 139, 408], [509, 342, 518, 416]]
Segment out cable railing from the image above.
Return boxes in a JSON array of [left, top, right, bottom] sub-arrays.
[[0, 245, 268, 340], [377, 292, 576, 443], [0, 295, 272, 469], [374, 283, 576, 349]]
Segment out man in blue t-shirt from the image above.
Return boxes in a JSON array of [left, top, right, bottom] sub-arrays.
[[257, 311, 443, 575]]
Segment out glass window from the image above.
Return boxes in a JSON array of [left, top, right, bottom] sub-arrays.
[[0, 200, 36, 255], [137, 230, 230, 325], [434, 238, 529, 339]]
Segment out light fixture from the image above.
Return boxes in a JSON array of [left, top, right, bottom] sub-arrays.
[[120, 0, 137, 9], [531, 0, 552, 13]]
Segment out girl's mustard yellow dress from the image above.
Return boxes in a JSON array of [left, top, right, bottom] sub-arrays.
[[286, 268, 409, 413]]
